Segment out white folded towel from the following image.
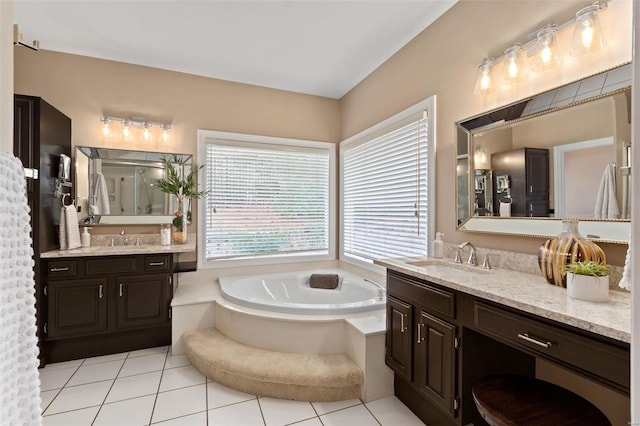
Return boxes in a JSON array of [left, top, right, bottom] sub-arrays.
[[619, 233, 632, 291], [594, 164, 619, 219], [91, 172, 110, 215], [59, 204, 82, 250], [0, 153, 42, 425]]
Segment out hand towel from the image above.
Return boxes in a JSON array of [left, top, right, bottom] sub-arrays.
[[310, 274, 339, 289], [619, 233, 632, 291], [59, 205, 67, 250], [64, 204, 82, 250], [594, 164, 619, 219], [91, 172, 110, 214], [0, 153, 42, 425]]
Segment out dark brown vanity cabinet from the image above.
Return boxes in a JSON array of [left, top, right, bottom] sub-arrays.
[[386, 273, 459, 419], [491, 147, 549, 217], [386, 297, 413, 381], [42, 254, 173, 364], [385, 270, 630, 426]]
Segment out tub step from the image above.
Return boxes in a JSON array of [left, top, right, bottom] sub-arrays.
[[183, 328, 364, 402]]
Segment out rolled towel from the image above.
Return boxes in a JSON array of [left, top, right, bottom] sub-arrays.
[[310, 274, 339, 289]]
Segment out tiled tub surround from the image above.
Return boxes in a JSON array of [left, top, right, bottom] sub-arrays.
[[171, 274, 394, 403], [41, 233, 196, 258], [375, 254, 630, 343]]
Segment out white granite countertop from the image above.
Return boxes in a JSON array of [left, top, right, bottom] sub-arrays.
[[41, 236, 196, 258], [374, 257, 631, 344]]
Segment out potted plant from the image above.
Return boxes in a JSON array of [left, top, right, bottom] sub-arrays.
[[156, 155, 206, 243], [566, 260, 611, 302]]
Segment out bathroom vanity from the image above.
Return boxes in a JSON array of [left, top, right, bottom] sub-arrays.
[[39, 240, 195, 365], [376, 257, 630, 426]]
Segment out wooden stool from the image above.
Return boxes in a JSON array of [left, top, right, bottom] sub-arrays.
[[472, 374, 611, 426]]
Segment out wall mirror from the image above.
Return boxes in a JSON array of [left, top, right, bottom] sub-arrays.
[[75, 146, 191, 225], [456, 63, 631, 244]]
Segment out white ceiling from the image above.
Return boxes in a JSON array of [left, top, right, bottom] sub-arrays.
[[13, 0, 457, 99]]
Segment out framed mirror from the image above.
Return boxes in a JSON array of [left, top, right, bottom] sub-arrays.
[[456, 63, 631, 244], [75, 146, 192, 225]]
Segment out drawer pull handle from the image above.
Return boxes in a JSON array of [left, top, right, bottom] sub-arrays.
[[99, 285, 104, 299], [517, 333, 552, 349], [149, 261, 165, 266], [50, 267, 69, 272], [400, 314, 405, 333], [119, 284, 123, 297], [416, 324, 422, 344]]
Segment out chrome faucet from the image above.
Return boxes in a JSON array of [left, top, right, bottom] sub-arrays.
[[457, 242, 477, 266], [364, 278, 386, 301], [120, 230, 129, 246]]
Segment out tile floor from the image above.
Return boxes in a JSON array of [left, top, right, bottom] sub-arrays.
[[39, 346, 425, 425]]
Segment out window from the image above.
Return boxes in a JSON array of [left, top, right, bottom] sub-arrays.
[[341, 97, 435, 264], [198, 131, 335, 267]]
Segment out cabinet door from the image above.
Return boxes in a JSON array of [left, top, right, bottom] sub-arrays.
[[526, 199, 550, 217], [525, 149, 549, 197], [386, 296, 413, 381], [47, 278, 108, 339], [416, 311, 457, 417], [116, 274, 170, 329]]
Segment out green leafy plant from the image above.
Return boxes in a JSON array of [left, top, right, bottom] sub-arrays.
[[567, 261, 610, 277], [155, 155, 207, 227]]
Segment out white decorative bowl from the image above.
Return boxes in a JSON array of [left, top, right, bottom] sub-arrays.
[[566, 272, 609, 302]]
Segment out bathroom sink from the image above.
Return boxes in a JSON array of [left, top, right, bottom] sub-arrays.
[[405, 259, 489, 274]]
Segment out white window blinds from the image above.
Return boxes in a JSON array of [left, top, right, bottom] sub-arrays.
[[342, 112, 430, 261], [204, 141, 330, 261]]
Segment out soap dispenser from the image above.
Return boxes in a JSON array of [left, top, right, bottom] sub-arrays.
[[433, 232, 444, 259], [81, 227, 92, 248]]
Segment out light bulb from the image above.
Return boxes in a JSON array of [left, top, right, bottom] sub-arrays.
[[507, 59, 518, 78], [480, 72, 490, 90], [123, 124, 131, 139], [102, 123, 110, 137], [162, 128, 169, 142], [541, 43, 552, 65], [581, 22, 594, 48], [143, 126, 151, 141]]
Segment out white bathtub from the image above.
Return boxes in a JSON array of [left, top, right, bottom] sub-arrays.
[[218, 269, 385, 315]]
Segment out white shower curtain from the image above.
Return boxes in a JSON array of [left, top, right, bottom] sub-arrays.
[[0, 153, 42, 425]]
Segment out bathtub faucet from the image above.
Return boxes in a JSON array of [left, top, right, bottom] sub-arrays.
[[364, 278, 386, 301]]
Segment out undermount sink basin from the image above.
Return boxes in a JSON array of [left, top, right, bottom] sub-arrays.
[[405, 259, 489, 274]]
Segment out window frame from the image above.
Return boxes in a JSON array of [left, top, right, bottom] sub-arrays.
[[339, 96, 436, 272], [197, 130, 336, 269]]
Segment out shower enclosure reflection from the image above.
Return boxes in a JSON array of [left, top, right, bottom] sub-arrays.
[[75, 147, 192, 225]]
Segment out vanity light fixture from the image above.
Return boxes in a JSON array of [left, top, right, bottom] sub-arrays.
[[570, 3, 605, 57], [474, 58, 495, 95], [473, 1, 608, 95], [100, 116, 171, 143]]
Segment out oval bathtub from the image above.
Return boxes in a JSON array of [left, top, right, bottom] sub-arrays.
[[218, 269, 385, 315]]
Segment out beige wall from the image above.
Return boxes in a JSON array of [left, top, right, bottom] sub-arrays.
[[14, 48, 340, 247], [341, 0, 632, 265], [1, 1, 13, 153]]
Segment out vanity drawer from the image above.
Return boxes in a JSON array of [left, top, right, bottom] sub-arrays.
[[46, 260, 78, 278], [474, 302, 630, 392], [86, 256, 138, 275], [144, 255, 170, 272], [388, 273, 455, 319]]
